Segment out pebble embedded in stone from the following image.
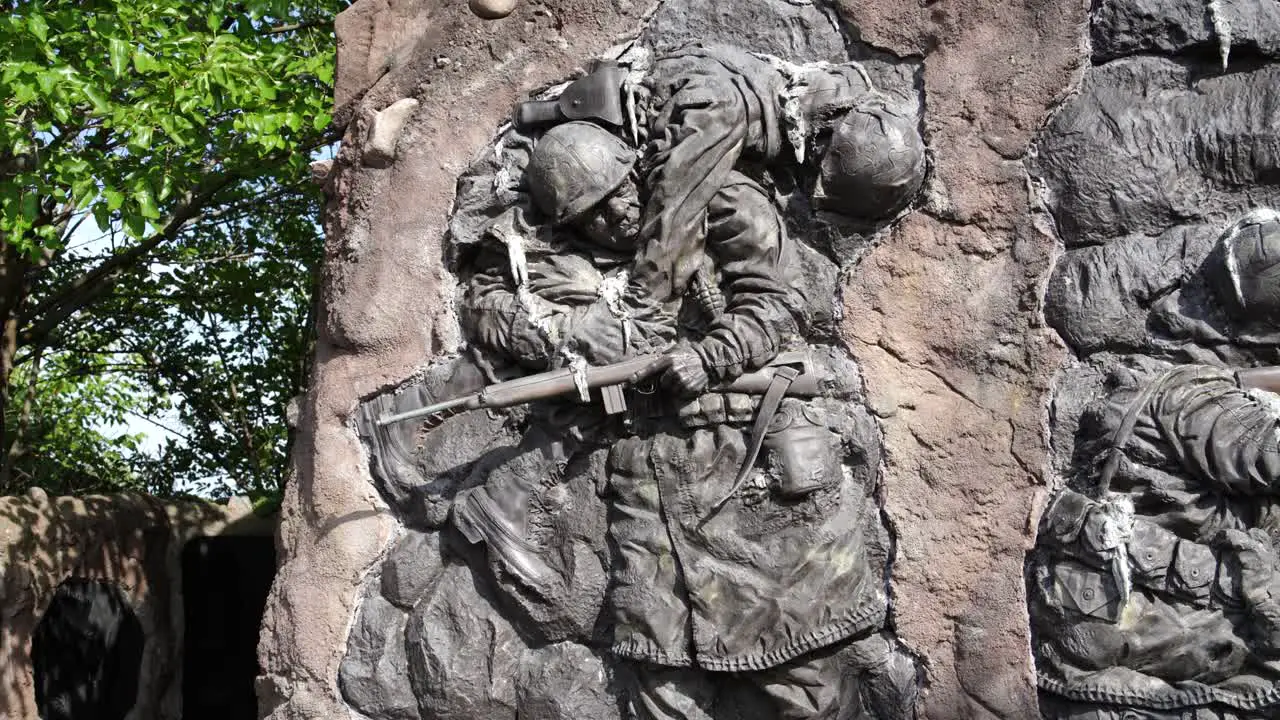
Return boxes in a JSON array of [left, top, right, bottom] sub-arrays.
[[308, 159, 333, 185], [26, 486, 48, 506], [469, 0, 516, 20]]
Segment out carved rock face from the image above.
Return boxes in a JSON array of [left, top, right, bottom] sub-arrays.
[[338, 1, 927, 716], [260, 0, 1095, 718]]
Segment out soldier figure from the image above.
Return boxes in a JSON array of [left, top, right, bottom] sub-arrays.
[[451, 122, 677, 588], [457, 121, 888, 719], [1032, 213, 1280, 719], [515, 43, 928, 300]]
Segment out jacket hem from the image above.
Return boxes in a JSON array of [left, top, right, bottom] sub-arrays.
[[1038, 674, 1280, 711], [609, 599, 886, 672], [609, 641, 694, 667]]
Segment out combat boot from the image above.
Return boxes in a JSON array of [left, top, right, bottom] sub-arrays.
[[451, 467, 559, 594]]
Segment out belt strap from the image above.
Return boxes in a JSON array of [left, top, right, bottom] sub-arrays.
[[1098, 368, 1181, 493], [704, 365, 800, 519]]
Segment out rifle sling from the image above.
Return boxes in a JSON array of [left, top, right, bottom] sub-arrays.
[[705, 365, 800, 519]]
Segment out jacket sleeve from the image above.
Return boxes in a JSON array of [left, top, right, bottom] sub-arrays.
[[462, 246, 678, 369], [631, 64, 751, 303], [460, 248, 566, 370], [690, 180, 801, 383], [1136, 366, 1280, 496]]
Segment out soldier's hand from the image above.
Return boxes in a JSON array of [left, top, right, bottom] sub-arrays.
[[663, 351, 709, 396]]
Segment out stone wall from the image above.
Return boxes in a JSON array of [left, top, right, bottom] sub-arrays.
[[0, 491, 272, 720]]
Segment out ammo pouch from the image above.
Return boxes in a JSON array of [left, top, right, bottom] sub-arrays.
[[763, 399, 838, 500], [1039, 489, 1241, 613]]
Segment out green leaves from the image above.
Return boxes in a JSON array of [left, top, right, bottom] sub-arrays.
[[0, 0, 348, 498], [81, 85, 110, 113], [108, 38, 130, 78], [132, 48, 159, 74], [1, 0, 340, 248], [134, 188, 161, 220], [19, 194, 39, 223], [27, 14, 48, 43]]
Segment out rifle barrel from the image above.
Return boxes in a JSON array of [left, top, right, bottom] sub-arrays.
[[375, 396, 477, 427]]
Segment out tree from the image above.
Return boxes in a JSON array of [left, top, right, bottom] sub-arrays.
[[0, 0, 346, 497]]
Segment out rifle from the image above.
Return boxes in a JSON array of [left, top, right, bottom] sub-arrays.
[[376, 351, 819, 429], [1237, 366, 1280, 394]]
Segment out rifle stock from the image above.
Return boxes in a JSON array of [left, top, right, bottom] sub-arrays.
[[1237, 366, 1280, 394]]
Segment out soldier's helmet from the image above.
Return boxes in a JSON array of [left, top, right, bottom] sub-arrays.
[[814, 105, 926, 219], [1213, 208, 1280, 322], [525, 121, 636, 225]]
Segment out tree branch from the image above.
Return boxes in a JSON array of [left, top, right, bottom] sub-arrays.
[[19, 173, 239, 350], [262, 20, 329, 35], [123, 407, 196, 444]]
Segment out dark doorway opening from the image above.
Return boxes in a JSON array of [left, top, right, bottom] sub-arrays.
[[182, 535, 276, 720]]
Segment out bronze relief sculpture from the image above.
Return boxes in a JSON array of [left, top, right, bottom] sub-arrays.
[[1025, 0, 1280, 711], [349, 31, 928, 720], [1031, 213, 1280, 720]]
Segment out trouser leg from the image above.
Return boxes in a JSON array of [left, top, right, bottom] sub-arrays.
[[621, 662, 716, 720], [748, 647, 845, 720]]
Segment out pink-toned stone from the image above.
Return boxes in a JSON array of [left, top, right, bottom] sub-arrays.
[[333, 0, 434, 125], [836, 0, 1088, 717], [469, 0, 517, 20], [363, 97, 419, 168]]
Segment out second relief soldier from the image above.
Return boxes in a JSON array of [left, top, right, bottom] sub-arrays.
[[1032, 211, 1280, 719]]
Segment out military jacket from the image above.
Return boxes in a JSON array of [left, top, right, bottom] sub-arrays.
[[461, 172, 799, 385], [1034, 365, 1280, 712], [461, 174, 882, 670]]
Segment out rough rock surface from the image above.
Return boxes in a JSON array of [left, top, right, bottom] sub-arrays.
[[263, 0, 1093, 719], [402, 562, 524, 719], [833, 1, 1086, 717], [1034, 4, 1280, 439], [1036, 59, 1280, 250], [336, 595, 417, 720], [257, 2, 659, 719], [1091, 0, 1280, 63], [377, 531, 445, 609], [362, 97, 420, 168]]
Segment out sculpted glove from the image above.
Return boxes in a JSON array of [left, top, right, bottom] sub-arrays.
[[661, 349, 710, 396]]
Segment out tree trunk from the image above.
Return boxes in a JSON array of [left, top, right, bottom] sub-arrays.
[[0, 238, 38, 494], [0, 244, 22, 493]]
